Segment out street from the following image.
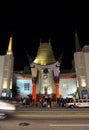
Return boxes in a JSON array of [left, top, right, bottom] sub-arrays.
[[0, 108, 89, 130], [0, 118, 89, 130]]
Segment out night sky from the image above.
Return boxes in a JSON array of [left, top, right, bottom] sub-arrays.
[[0, 1, 89, 71]]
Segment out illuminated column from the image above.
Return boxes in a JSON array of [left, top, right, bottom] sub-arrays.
[[31, 67, 38, 104], [53, 67, 60, 99]]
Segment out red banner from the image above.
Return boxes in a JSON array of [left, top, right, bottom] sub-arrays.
[[53, 67, 60, 77]]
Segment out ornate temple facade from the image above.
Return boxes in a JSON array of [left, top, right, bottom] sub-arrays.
[[14, 31, 89, 100], [30, 40, 60, 102], [14, 39, 77, 101], [0, 31, 89, 101]]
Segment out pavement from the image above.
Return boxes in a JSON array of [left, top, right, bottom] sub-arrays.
[[16, 103, 67, 111]]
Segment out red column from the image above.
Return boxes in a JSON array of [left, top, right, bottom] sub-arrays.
[[31, 68, 38, 105], [55, 82, 60, 99], [32, 82, 36, 104], [53, 67, 60, 99]]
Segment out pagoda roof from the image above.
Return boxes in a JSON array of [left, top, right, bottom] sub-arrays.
[[33, 41, 56, 65]]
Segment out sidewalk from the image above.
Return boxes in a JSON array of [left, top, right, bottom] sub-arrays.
[[16, 104, 65, 111]]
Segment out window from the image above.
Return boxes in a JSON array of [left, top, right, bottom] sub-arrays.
[[24, 83, 30, 91]]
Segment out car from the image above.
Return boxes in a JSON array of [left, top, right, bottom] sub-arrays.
[[66, 99, 89, 108], [75, 99, 89, 108], [0, 100, 16, 119], [65, 102, 74, 108]]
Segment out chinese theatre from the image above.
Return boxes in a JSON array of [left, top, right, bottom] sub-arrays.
[[30, 40, 60, 102]]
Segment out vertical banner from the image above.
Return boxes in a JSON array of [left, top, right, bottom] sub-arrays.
[[53, 67, 60, 99], [31, 68, 37, 104]]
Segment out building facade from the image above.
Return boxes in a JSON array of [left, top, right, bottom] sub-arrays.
[[0, 31, 89, 101], [14, 71, 77, 100], [74, 45, 89, 99], [0, 36, 14, 98], [13, 40, 77, 101]]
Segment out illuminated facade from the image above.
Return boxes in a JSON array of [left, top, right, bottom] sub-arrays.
[[13, 31, 89, 100], [30, 40, 60, 102], [14, 40, 77, 100], [0, 36, 14, 98], [14, 71, 77, 99], [74, 45, 89, 98], [1, 32, 89, 100]]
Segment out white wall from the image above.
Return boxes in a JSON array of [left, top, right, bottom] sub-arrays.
[[17, 79, 32, 98], [60, 78, 77, 98], [84, 53, 89, 89], [0, 56, 5, 93]]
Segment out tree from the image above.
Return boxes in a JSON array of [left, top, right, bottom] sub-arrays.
[[12, 83, 19, 100]]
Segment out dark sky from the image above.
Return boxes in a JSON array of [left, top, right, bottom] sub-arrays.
[[0, 1, 89, 70]]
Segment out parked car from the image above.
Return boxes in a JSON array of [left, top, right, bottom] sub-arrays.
[[0, 100, 16, 119], [65, 101, 74, 108], [66, 99, 89, 108], [74, 99, 89, 108]]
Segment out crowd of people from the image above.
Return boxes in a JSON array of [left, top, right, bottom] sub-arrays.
[[57, 97, 74, 107], [40, 95, 52, 108], [19, 96, 34, 107], [19, 95, 52, 108], [18, 95, 74, 108]]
